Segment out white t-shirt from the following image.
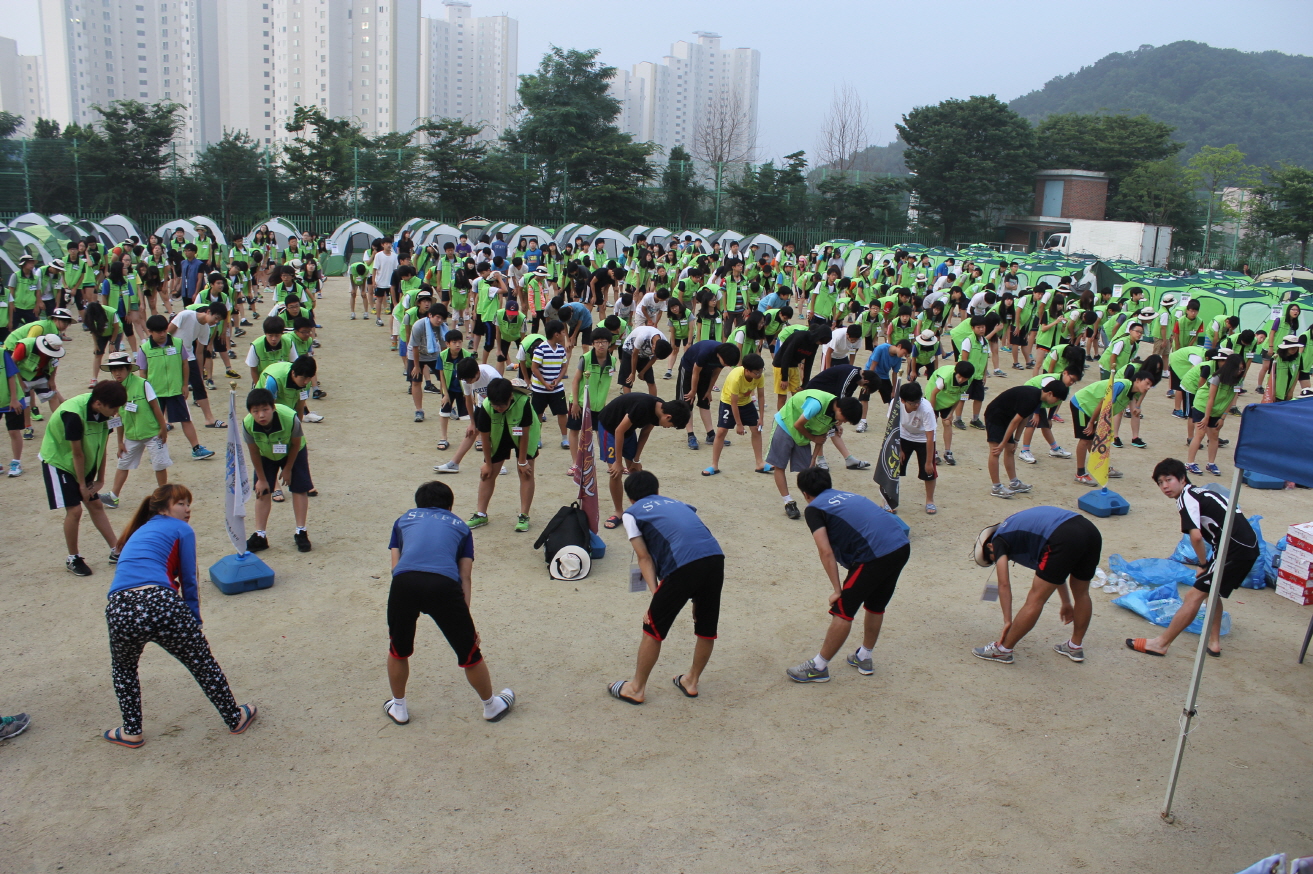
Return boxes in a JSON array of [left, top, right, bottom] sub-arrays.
[[634, 292, 667, 327], [169, 309, 208, 348], [372, 251, 399, 287], [899, 398, 938, 442], [621, 512, 643, 540], [622, 325, 663, 356], [462, 363, 503, 405], [825, 332, 859, 364], [967, 292, 992, 316]]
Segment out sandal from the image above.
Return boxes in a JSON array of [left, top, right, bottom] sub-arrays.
[[229, 703, 258, 734], [701, 467, 720, 476], [437, 439, 450, 451], [271, 489, 285, 503], [1125, 638, 1164, 657], [607, 680, 642, 705], [307, 488, 318, 497], [204, 421, 227, 429], [604, 515, 621, 529], [755, 464, 773, 474], [102, 727, 144, 748], [926, 503, 937, 515]]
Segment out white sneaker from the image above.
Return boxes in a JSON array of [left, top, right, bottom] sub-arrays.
[[303, 412, 324, 423], [433, 461, 460, 474], [816, 454, 829, 470], [349, 313, 357, 320], [991, 483, 1015, 498], [499, 465, 508, 476], [855, 419, 868, 433], [1018, 449, 1037, 464], [1048, 446, 1072, 459]]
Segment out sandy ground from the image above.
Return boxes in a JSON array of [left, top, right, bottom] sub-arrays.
[[2, 276, 1311, 874]]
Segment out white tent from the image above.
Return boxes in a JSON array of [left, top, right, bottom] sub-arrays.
[[100, 214, 143, 243], [10, 213, 54, 232], [188, 216, 227, 246], [739, 233, 784, 259], [621, 225, 651, 245], [644, 227, 674, 248], [711, 229, 745, 250], [555, 224, 598, 250], [327, 219, 386, 266], [675, 229, 711, 251], [586, 228, 630, 262], [507, 225, 552, 250], [417, 223, 462, 252], [246, 217, 302, 249]]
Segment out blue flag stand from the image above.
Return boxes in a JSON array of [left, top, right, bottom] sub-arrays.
[[1078, 486, 1130, 517], [209, 383, 276, 595]]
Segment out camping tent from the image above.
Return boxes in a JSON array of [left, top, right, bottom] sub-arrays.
[[738, 233, 783, 259], [417, 222, 461, 252], [100, 214, 143, 243], [621, 225, 650, 245], [1161, 396, 1313, 821], [0, 224, 57, 265], [327, 219, 385, 269], [586, 228, 630, 262], [675, 230, 712, 251], [506, 225, 552, 251], [1255, 265, 1313, 293], [644, 227, 674, 248], [246, 217, 302, 250], [555, 224, 598, 250]]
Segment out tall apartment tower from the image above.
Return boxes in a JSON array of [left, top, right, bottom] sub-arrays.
[[419, 0, 517, 141], [0, 38, 44, 132], [38, 0, 220, 153], [608, 32, 760, 158]]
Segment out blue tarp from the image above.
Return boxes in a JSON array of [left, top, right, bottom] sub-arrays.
[[1234, 397, 1313, 483]]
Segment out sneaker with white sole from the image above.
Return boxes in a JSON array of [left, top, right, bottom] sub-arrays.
[[846, 651, 873, 676], [1048, 445, 1072, 458], [855, 419, 868, 433], [785, 659, 830, 683], [1053, 641, 1085, 663], [972, 642, 1014, 664], [7, 459, 22, 477], [944, 450, 956, 465], [991, 483, 1015, 498], [304, 412, 324, 423], [816, 454, 829, 470], [433, 460, 460, 474], [1008, 479, 1032, 493], [1018, 449, 1037, 464], [846, 458, 871, 470], [1075, 473, 1097, 486], [663, 369, 672, 379], [100, 493, 120, 509]]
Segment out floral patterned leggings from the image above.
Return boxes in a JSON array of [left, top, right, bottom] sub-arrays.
[[106, 586, 242, 735]]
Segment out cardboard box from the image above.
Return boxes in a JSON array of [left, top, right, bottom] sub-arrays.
[[1278, 567, 1312, 587], [1286, 522, 1313, 555], [1276, 579, 1313, 606], [1279, 549, 1313, 581]]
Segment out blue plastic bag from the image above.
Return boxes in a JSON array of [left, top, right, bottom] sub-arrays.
[[1109, 554, 1198, 587], [1169, 533, 1213, 566], [1112, 582, 1231, 636], [1241, 515, 1272, 589]]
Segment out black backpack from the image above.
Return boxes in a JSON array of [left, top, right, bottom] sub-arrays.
[[533, 503, 593, 579]]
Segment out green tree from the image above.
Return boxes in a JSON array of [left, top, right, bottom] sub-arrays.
[[25, 119, 79, 214], [1186, 144, 1259, 257], [82, 99, 184, 215], [502, 47, 656, 226], [281, 104, 371, 214], [414, 117, 492, 220], [660, 146, 704, 228], [1036, 113, 1180, 207], [188, 130, 268, 232], [0, 111, 21, 139], [816, 175, 906, 238], [726, 152, 809, 228], [1249, 164, 1313, 264], [1108, 159, 1203, 248], [897, 96, 1037, 243]]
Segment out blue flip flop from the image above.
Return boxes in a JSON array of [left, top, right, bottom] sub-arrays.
[[701, 467, 720, 476]]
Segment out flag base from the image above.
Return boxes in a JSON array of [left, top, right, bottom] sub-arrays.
[[589, 531, 607, 560], [1078, 487, 1130, 518], [209, 552, 276, 595], [1241, 470, 1285, 489]]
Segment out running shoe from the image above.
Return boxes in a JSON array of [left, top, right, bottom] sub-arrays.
[[944, 451, 956, 465], [415, 411, 425, 423], [855, 419, 868, 433], [970, 417, 985, 430], [1053, 641, 1085, 663], [1171, 410, 1187, 419], [246, 533, 268, 552], [433, 461, 459, 474], [108, 550, 120, 564], [663, 369, 672, 379], [423, 381, 441, 394], [294, 531, 312, 552], [312, 388, 326, 400], [1018, 449, 1037, 464], [1206, 463, 1222, 476], [846, 458, 871, 470], [304, 412, 324, 423], [514, 514, 531, 532], [1075, 473, 1097, 486], [1008, 479, 1032, 493], [349, 313, 357, 320], [225, 369, 240, 379], [22, 428, 33, 440], [687, 433, 699, 450], [0, 713, 31, 740], [972, 643, 1014, 664], [1165, 389, 1175, 398], [100, 493, 119, 509], [784, 500, 801, 520], [192, 445, 215, 460], [1131, 438, 1147, 448], [6, 460, 21, 477], [816, 455, 829, 470], [846, 651, 873, 676], [991, 483, 1015, 498], [1107, 467, 1123, 478], [1048, 446, 1071, 458], [66, 555, 92, 576], [993, 369, 1006, 377], [1012, 362, 1027, 370], [205, 378, 215, 391], [467, 513, 489, 529], [953, 418, 966, 430], [560, 438, 570, 450], [785, 659, 830, 683], [1112, 437, 1123, 449], [1051, 413, 1064, 423]]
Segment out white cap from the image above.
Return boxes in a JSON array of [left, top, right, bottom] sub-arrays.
[[35, 335, 66, 358]]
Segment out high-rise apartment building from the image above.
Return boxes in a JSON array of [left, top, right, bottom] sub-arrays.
[[419, 0, 517, 141], [38, 0, 220, 153], [0, 38, 45, 132], [608, 32, 760, 160]]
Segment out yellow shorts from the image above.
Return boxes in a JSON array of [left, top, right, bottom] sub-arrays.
[[773, 367, 802, 395]]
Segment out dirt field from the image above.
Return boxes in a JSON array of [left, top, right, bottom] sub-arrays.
[[3, 276, 1311, 874]]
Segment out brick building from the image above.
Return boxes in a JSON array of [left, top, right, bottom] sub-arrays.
[[1003, 169, 1110, 250]]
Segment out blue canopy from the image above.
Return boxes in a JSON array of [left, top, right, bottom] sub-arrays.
[[1234, 397, 1313, 483]]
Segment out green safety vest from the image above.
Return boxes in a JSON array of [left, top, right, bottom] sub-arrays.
[[1074, 378, 1133, 419], [775, 389, 837, 446], [1192, 367, 1236, 417], [480, 392, 540, 450], [574, 349, 616, 410], [1173, 311, 1203, 346], [101, 277, 136, 313], [811, 284, 837, 319], [289, 332, 313, 358], [670, 314, 691, 341], [251, 337, 292, 380], [887, 318, 915, 347], [438, 347, 469, 384], [1024, 374, 1064, 407], [11, 272, 39, 309], [194, 239, 213, 261], [119, 372, 160, 441], [1042, 343, 1072, 375], [1169, 345, 1204, 379], [496, 310, 527, 343], [261, 361, 305, 410], [1272, 356, 1300, 401], [1098, 335, 1137, 374], [244, 403, 301, 460], [475, 278, 500, 320], [929, 364, 968, 411], [39, 392, 110, 475], [142, 335, 185, 398]]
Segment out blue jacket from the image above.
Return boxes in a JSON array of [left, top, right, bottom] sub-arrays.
[[107, 515, 202, 622]]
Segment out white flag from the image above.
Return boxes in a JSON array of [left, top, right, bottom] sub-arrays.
[[224, 390, 252, 554]]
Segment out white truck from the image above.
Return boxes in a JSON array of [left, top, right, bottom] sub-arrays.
[[1043, 220, 1173, 267]]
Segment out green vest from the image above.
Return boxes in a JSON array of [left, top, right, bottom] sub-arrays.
[[1173, 311, 1203, 346], [252, 336, 292, 379], [1273, 356, 1300, 400], [811, 284, 837, 319], [261, 361, 304, 410], [763, 310, 786, 339], [119, 372, 160, 441], [40, 392, 110, 475], [496, 310, 527, 343], [929, 365, 968, 411], [776, 389, 837, 445], [1098, 335, 1136, 374], [574, 350, 616, 411], [194, 239, 213, 261], [1169, 345, 1204, 379], [1192, 368, 1236, 417], [438, 347, 469, 384], [289, 332, 313, 358], [1074, 378, 1132, 418], [12, 272, 39, 309], [1035, 313, 1067, 348], [475, 278, 500, 320], [480, 392, 540, 450], [670, 314, 691, 340], [887, 318, 915, 347], [1180, 363, 1204, 397], [142, 335, 185, 398], [1024, 374, 1064, 407], [244, 403, 301, 460]]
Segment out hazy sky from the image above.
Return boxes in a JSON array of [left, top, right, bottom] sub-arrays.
[[6, 0, 1310, 161]]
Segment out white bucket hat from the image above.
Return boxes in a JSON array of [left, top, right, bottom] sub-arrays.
[[548, 545, 592, 581], [36, 335, 66, 358], [974, 524, 1001, 567]]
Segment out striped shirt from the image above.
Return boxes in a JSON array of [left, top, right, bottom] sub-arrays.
[[530, 341, 567, 392]]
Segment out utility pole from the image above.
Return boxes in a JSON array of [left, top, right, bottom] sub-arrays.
[[73, 139, 82, 215], [264, 148, 272, 217], [1202, 191, 1214, 265], [352, 147, 359, 217]]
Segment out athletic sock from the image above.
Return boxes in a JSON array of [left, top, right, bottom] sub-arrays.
[[812, 653, 829, 670], [1076, 467, 1086, 476], [782, 494, 793, 504], [482, 695, 507, 720], [845, 455, 858, 464], [67, 554, 78, 563], [255, 530, 266, 537], [1020, 445, 1030, 451], [856, 646, 873, 660], [387, 697, 407, 720], [295, 527, 307, 534], [1067, 640, 1082, 650], [995, 642, 1013, 653]]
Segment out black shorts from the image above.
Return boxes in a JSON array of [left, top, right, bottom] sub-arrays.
[[1010, 329, 1028, 346], [717, 401, 759, 429], [566, 409, 599, 432], [187, 355, 208, 400], [1069, 402, 1091, 441], [1194, 544, 1260, 599], [42, 461, 94, 510], [1033, 515, 1102, 584], [985, 410, 1018, 445], [935, 405, 956, 421], [255, 448, 313, 494], [410, 359, 437, 383], [642, 554, 724, 641], [966, 379, 985, 402], [676, 365, 716, 410], [159, 394, 192, 424], [373, 287, 388, 297], [873, 376, 894, 404], [3, 408, 22, 431], [899, 438, 935, 480], [1189, 407, 1223, 429], [670, 336, 687, 349], [489, 433, 538, 463], [831, 543, 910, 620], [1170, 369, 1183, 391], [531, 390, 567, 418], [387, 570, 482, 666], [1031, 405, 1052, 429], [94, 332, 114, 355], [618, 353, 656, 387]]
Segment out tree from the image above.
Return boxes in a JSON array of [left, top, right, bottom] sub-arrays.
[[817, 84, 869, 173], [414, 117, 492, 220], [1249, 164, 1313, 264], [82, 100, 183, 215], [1186, 144, 1259, 257], [816, 175, 906, 238], [188, 130, 268, 232], [0, 111, 22, 139], [660, 146, 704, 228], [1035, 113, 1180, 207], [1108, 159, 1203, 248], [897, 96, 1037, 243], [690, 91, 755, 166], [503, 47, 656, 226], [725, 151, 809, 228]]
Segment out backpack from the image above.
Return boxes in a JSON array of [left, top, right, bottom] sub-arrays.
[[533, 502, 593, 580]]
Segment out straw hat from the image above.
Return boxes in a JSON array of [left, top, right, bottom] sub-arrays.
[[974, 524, 1001, 567], [100, 351, 138, 372], [35, 335, 66, 358], [916, 329, 938, 345]]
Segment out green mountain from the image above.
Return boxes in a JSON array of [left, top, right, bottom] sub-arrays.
[[837, 41, 1313, 176], [1009, 41, 1313, 169]]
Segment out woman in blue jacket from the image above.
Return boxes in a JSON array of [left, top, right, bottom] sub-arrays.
[[102, 484, 256, 747]]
